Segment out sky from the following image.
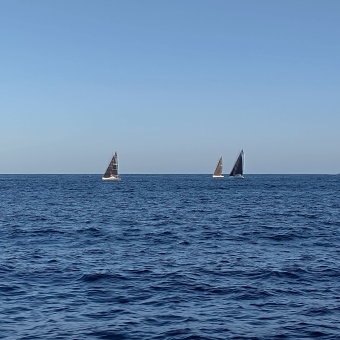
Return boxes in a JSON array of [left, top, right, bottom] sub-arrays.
[[1, 0, 339, 174]]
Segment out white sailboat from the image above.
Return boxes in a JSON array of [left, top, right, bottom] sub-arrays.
[[213, 156, 224, 178], [102, 151, 121, 180], [229, 150, 244, 178]]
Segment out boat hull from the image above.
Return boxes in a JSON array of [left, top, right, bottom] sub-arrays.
[[102, 176, 121, 181], [232, 174, 244, 179], [212, 175, 224, 178]]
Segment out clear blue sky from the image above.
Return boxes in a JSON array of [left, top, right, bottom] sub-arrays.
[[1, 0, 339, 174]]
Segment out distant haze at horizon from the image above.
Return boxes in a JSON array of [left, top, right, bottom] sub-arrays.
[[1, 1, 339, 174]]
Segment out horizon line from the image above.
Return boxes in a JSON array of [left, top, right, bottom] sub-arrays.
[[0, 173, 338, 176]]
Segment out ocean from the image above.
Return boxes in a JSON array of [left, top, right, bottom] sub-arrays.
[[1, 174, 340, 339]]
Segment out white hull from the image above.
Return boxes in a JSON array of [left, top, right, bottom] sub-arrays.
[[213, 175, 224, 178], [233, 174, 244, 179], [102, 176, 121, 181]]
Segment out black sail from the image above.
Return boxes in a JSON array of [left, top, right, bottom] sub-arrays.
[[213, 156, 223, 176], [103, 152, 119, 178], [229, 150, 244, 176], [111, 152, 118, 176]]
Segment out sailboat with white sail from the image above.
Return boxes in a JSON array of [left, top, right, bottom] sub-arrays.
[[213, 156, 224, 178], [102, 151, 121, 180], [229, 150, 244, 178]]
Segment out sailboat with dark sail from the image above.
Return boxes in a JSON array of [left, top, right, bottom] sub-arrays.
[[229, 150, 244, 178], [102, 151, 121, 180], [213, 156, 224, 178]]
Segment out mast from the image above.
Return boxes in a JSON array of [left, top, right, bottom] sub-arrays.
[[213, 156, 223, 176]]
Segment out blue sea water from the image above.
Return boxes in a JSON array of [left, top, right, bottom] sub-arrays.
[[1, 174, 340, 339]]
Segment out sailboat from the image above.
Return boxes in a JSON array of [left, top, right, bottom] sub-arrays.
[[102, 151, 121, 180], [229, 150, 244, 178], [213, 156, 224, 178]]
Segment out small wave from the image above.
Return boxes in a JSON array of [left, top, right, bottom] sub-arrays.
[[160, 230, 174, 236], [303, 307, 331, 316], [0, 284, 22, 293], [0, 264, 15, 273], [265, 232, 296, 241], [81, 272, 127, 282], [297, 213, 319, 219], [270, 269, 304, 280], [38, 228, 68, 235], [325, 220, 340, 227], [76, 226, 102, 235], [236, 289, 273, 301], [87, 330, 127, 340]]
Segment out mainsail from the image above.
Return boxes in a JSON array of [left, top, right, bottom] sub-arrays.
[[103, 152, 119, 178], [229, 150, 244, 177], [213, 156, 223, 177]]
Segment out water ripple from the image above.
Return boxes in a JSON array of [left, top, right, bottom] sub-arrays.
[[0, 174, 340, 339]]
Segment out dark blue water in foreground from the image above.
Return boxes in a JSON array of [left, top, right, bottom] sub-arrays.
[[1, 175, 340, 339]]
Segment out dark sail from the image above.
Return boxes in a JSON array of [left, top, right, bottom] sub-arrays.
[[213, 156, 223, 176], [229, 150, 244, 176], [103, 152, 119, 178]]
